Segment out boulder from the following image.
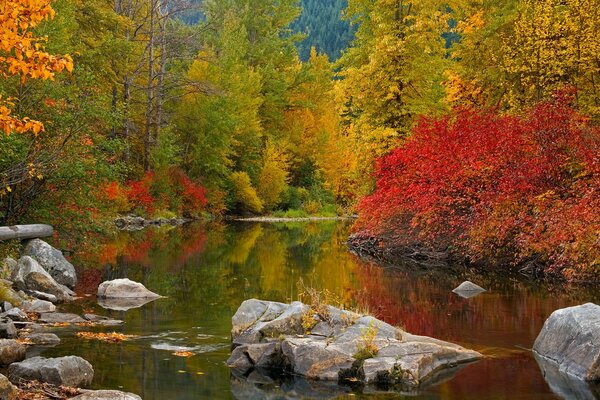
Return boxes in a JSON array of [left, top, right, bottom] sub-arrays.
[[0, 339, 26, 365], [21, 299, 56, 313], [0, 308, 27, 321], [20, 333, 61, 346], [12, 257, 74, 302], [97, 279, 161, 299], [83, 314, 123, 326], [0, 320, 17, 339], [0, 373, 16, 400], [38, 313, 86, 324], [452, 281, 486, 298], [8, 356, 93, 387], [27, 290, 58, 303], [23, 239, 77, 288], [533, 303, 600, 381], [226, 299, 482, 389], [71, 390, 142, 400]]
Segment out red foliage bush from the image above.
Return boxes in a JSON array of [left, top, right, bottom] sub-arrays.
[[357, 91, 600, 275], [126, 171, 156, 214]]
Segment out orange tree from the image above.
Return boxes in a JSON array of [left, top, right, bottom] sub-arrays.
[[0, 0, 72, 135]]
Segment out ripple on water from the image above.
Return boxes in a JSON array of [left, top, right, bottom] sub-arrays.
[[150, 341, 227, 353]]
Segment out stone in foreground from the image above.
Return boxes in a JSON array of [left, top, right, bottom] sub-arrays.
[[8, 355, 93, 387], [452, 281, 486, 298], [23, 239, 77, 288], [97, 279, 161, 299], [20, 332, 61, 346], [534, 303, 600, 381], [71, 389, 142, 400], [227, 299, 481, 389]]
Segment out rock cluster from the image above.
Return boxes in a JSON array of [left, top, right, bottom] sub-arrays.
[[227, 299, 482, 390], [0, 238, 149, 399]]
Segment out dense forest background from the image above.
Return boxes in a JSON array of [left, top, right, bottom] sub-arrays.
[[1, 0, 598, 278], [291, 0, 355, 61]]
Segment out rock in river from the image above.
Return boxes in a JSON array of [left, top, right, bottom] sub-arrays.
[[21, 299, 56, 313], [227, 299, 482, 389], [97, 278, 161, 299], [23, 239, 77, 288], [534, 303, 600, 381], [8, 355, 94, 387], [452, 281, 486, 298]]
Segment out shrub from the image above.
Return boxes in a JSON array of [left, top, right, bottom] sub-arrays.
[[358, 90, 600, 275]]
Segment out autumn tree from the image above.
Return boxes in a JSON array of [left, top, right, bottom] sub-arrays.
[[0, 0, 72, 135]]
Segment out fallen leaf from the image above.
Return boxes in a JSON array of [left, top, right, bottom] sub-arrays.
[[76, 332, 134, 343], [173, 351, 194, 357]]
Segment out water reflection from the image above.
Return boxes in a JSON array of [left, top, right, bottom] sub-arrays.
[[35, 221, 600, 399]]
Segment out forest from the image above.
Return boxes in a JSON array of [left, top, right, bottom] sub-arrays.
[[1, 0, 599, 279]]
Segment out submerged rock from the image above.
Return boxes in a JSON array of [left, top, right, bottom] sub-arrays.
[[8, 355, 94, 387], [23, 239, 77, 288], [71, 390, 142, 400], [97, 279, 161, 299], [38, 312, 86, 324], [452, 281, 486, 298], [227, 299, 481, 390], [20, 332, 61, 346], [27, 290, 58, 303], [534, 303, 600, 381], [535, 353, 600, 400], [12, 257, 74, 302]]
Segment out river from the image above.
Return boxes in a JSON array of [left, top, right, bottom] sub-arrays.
[[38, 221, 600, 399]]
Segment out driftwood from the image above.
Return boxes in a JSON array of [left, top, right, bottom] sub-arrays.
[[0, 224, 53, 241]]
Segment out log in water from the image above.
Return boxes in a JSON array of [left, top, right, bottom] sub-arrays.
[[0, 224, 53, 241]]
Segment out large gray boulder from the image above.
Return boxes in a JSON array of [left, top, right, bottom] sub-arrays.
[[534, 303, 600, 381], [38, 312, 86, 324], [20, 332, 61, 346], [12, 257, 74, 302], [71, 390, 142, 400], [0, 339, 26, 365], [97, 279, 161, 299], [8, 355, 93, 387], [227, 299, 481, 389], [23, 239, 77, 288]]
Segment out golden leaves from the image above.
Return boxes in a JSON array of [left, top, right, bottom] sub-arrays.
[[75, 332, 135, 342], [0, 0, 73, 135], [172, 351, 194, 357]]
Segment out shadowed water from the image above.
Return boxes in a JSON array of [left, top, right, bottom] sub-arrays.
[[37, 221, 600, 399]]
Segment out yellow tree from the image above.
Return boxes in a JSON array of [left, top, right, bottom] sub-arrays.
[[503, 0, 600, 115], [0, 0, 73, 135]]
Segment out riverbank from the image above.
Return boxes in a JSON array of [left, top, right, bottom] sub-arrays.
[[232, 215, 354, 222]]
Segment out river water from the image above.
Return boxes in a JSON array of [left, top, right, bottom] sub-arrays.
[[39, 221, 600, 399]]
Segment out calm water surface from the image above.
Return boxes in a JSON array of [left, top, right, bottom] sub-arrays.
[[38, 221, 600, 399]]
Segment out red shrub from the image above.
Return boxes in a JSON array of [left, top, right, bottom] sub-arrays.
[[358, 91, 600, 274], [126, 171, 156, 214]]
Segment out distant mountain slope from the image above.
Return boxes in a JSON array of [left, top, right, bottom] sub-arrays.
[[291, 0, 355, 61]]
